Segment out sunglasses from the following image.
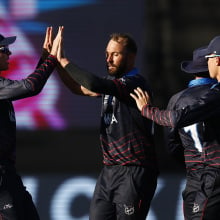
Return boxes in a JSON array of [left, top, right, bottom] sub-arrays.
[[0, 46, 10, 55], [205, 54, 220, 59]]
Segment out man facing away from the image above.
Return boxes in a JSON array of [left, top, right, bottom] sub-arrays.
[[56, 32, 158, 220], [131, 36, 220, 220]]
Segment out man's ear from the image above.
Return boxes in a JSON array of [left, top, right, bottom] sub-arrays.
[[127, 53, 136, 66], [216, 57, 220, 66]]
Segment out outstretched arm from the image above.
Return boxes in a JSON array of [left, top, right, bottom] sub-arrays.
[[36, 26, 53, 68], [56, 64, 98, 96], [54, 31, 99, 96], [130, 86, 220, 128], [130, 87, 187, 128], [0, 27, 65, 100], [55, 33, 119, 97]]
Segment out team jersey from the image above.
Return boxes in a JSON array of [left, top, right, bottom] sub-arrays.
[[0, 55, 57, 163], [64, 64, 158, 169], [100, 73, 157, 168], [142, 82, 220, 170]]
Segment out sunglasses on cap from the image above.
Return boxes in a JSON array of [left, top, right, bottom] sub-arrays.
[[0, 46, 10, 55], [205, 54, 220, 59]]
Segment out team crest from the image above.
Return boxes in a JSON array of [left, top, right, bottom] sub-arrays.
[[192, 203, 200, 213], [124, 204, 135, 215]]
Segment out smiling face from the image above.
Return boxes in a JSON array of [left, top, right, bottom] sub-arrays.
[[105, 39, 135, 78]]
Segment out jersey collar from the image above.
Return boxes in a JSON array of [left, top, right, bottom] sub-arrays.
[[188, 78, 217, 87], [123, 68, 139, 78]]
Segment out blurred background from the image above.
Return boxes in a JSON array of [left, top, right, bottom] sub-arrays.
[[1, 0, 220, 219]]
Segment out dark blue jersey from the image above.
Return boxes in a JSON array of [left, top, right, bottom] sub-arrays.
[[100, 73, 157, 168], [143, 82, 220, 170], [0, 55, 57, 163], [64, 64, 158, 169]]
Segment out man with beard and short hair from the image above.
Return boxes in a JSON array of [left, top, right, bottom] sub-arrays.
[[56, 32, 158, 220]]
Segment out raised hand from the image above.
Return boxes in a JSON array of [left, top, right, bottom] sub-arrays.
[[43, 27, 53, 52], [42, 27, 53, 59], [56, 28, 69, 67], [50, 26, 64, 57], [130, 87, 151, 111]]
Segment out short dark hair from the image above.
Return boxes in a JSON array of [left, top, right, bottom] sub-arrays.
[[109, 33, 137, 54]]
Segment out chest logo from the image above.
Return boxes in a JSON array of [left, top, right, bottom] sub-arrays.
[[124, 204, 135, 215]]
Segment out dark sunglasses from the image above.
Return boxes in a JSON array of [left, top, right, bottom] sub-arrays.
[[205, 54, 220, 60], [0, 46, 10, 55]]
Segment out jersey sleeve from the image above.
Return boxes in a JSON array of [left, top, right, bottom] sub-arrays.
[[64, 62, 118, 95], [64, 62, 149, 100], [165, 94, 184, 159], [0, 55, 57, 101], [141, 84, 220, 128]]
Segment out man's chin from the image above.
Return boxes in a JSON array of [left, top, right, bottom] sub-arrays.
[[107, 68, 116, 75], [107, 68, 122, 77], [108, 71, 115, 76]]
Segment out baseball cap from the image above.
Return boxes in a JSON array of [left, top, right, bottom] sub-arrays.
[[0, 34, 16, 46], [181, 47, 208, 73], [198, 36, 220, 57]]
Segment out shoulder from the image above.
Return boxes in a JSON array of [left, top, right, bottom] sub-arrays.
[[167, 85, 212, 110]]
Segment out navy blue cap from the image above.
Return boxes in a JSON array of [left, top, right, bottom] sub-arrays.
[[0, 34, 16, 46], [198, 36, 220, 57], [181, 47, 208, 73]]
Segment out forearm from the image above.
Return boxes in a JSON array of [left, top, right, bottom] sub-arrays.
[[57, 64, 98, 96], [64, 62, 105, 92], [141, 102, 220, 129], [35, 49, 50, 69], [24, 54, 57, 94], [57, 64, 83, 95], [141, 104, 176, 127], [60, 59, 117, 95], [0, 55, 57, 100]]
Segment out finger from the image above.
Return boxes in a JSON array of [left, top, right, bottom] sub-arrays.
[[134, 89, 142, 98], [57, 38, 62, 60], [137, 87, 145, 97], [59, 26, 64, 38], [130, 93, 138, 101], [45, 27, 49, 41], [58, 26, 64, 39], [47, 27, 52, 41], [50, 27, 62, 56], [144, 91, 149, 98], [55, 26, 62, 41], [43, 27, 49, 47], [48, 26, 53, 46], [130, 93, 137, 101]]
